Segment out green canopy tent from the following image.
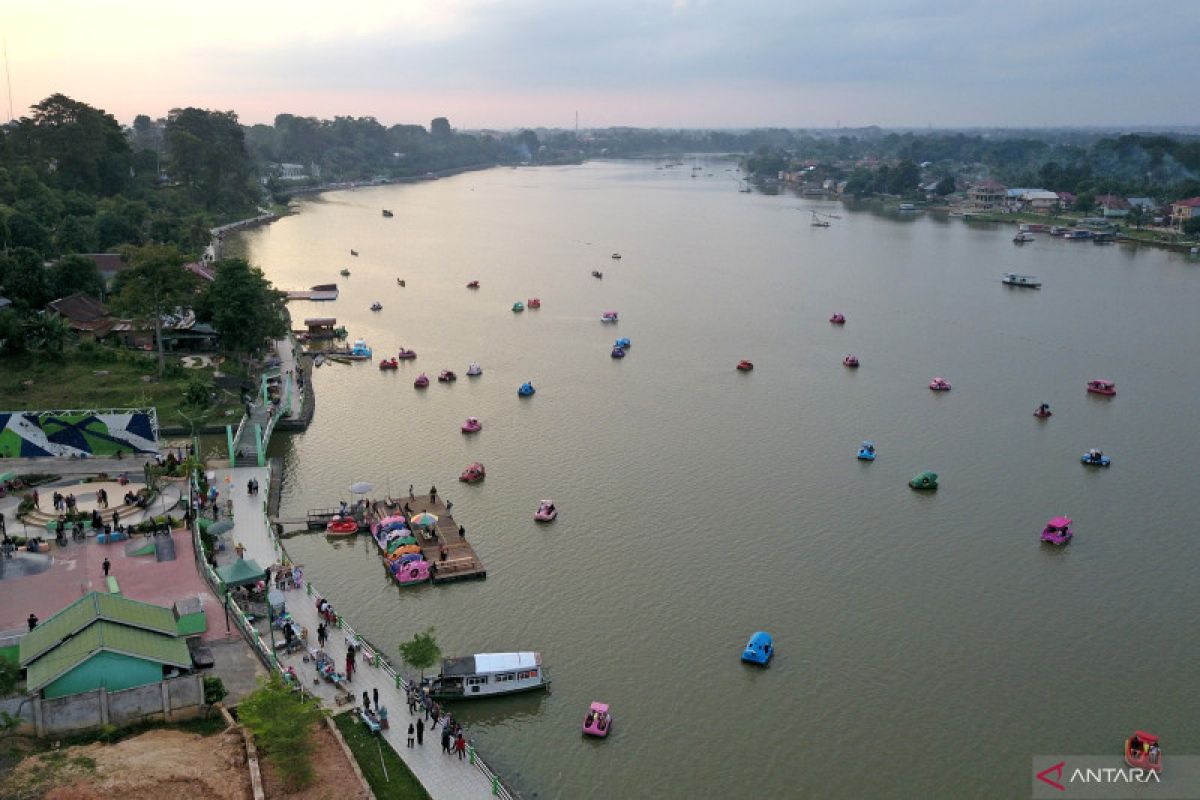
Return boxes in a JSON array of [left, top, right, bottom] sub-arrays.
[[216, 558, 267, 587], [0, 471, 16, 483]]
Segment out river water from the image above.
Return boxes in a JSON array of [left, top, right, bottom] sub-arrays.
[[230, 161, 1200, 798]]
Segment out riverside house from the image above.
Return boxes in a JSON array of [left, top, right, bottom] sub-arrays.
[[967, 180, 1006, 210], [1170, 197, 1200, 229]]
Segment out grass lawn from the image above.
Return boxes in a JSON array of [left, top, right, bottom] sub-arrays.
[[0, 347, 243, 435], [333, 712, 431, 800]]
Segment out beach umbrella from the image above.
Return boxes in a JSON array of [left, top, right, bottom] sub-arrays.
[[208, 520, 234, 536], [349, 481, 374, 495], [409, 512, 439, 527]]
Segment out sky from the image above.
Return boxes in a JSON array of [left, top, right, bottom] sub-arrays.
[[3, 0, 1197, 130]]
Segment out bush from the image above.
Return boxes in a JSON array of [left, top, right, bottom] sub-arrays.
[[238, 675, 327, 791], [202, 676, 227, 707]]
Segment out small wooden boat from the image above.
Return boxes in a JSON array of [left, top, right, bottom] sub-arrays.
[[350, 249, 358, 256]]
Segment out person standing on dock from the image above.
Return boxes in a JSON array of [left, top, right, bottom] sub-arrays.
[[317, 622, 327, 648], [429, 485, 437, 503], [363, 691, 370, 712], [345, 650, 354, 681], [441, 727, 452, 755], [409, 484, 414, 499], [455, 733, 467, 760]]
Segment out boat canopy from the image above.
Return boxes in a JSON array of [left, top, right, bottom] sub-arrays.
[[1048, 516, 1072, 528], [1089, 380, 1115, 387], [1133, 731, 1159, 744], [589, 701, 609, 713], [443, 652, 540, 676]]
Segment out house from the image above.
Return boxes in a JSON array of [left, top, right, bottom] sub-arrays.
[[1095, 195, 1130, 218], [1056, 191, 1077, 209], [1019, 190, 1061, 214], [47, 292, 116, 339], [1170, 197, 1200, 229], [18, 592, 193, 699], [1127, 197, 1157, 212], [967, 180, 1007, 210]]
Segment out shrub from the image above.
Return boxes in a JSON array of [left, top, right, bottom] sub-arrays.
[[237, 675, 326, 790]]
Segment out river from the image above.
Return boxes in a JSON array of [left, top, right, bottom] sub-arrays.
[[228, 161, 1200, 798]]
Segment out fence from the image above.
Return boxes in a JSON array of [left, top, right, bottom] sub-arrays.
[[188, 467, 520, 799], [0, 674, 204, 736]]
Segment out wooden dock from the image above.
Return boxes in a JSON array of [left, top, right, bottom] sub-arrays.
[[369, 494, 486, 584]]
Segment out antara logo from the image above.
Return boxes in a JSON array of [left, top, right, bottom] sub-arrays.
[[1036, 760, 1161, 790]]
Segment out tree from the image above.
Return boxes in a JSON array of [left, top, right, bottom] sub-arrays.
[[165, 107, 258, 212], [0, 309, 26, 355], [23, 312, 72, 358], [205, 258, 287, 367], [0, 654, 19, 696], [934, 176, 957, 196], [20, 94, 131, 195], [887, 159, 921, 196], [5, 211, 52, 255], [0, 247, 51, 309], [111, 244, 198, 376], [1127, 205, 1145, 230], [398, 627, 441, 679], [54, 215, 97, 254], [49, 254, 105, 298], [1073, 192, 1095, 213], [237, 674, 326, 790], [430, 117, 452, 138], [1183, 217, 1200, 237]]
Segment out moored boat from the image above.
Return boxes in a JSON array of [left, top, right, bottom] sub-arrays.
[[1013, 231, 1035, 243], [741, 631, 773, 665], [326, 516, 359, 535], [349, 338, 372, 359], [583, 702, 612, 738], [393, 559, 431, 586], [460, 462, 486, 482], [424, 652, 549, 700], [1087, 379, 1116, 396], [1040, 516, 1072, 545]]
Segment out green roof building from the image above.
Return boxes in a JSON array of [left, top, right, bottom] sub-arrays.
[[19, 592, 192, 699]]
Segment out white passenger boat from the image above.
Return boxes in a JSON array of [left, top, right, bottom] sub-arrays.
[[1002, 273, 1041, 288], [425, 652, 550, 699]]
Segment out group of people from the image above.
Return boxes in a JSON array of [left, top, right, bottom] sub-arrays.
[[246, 478, 261, 496], [52, 491, 80, 513]]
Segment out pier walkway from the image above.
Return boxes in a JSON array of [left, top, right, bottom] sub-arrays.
[[213, 465, 502, 800]]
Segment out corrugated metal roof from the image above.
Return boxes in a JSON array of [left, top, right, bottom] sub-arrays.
[[25, 621, 191, 691], [20, 592, 179, 665]]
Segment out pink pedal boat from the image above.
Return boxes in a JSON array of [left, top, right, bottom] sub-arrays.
[[929, 377, 951, 391], [829, 313, 846, 324], [582, 702, 612, 738], [461, 416, 482, 433], [1040, 516, 1073, 546], [414, 372, 429, 388], [843, 355, 859, 368], [1087, 379, 1116, 396]]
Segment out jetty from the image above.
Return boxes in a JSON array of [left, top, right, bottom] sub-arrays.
[[371, 494, 486, 584]]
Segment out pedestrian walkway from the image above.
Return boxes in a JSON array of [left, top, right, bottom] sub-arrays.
[[214, 465, 499, 800]]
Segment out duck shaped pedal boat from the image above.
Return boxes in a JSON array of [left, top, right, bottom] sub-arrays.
[[326, 516, 359, 535], [1125, 731, 1162, 773], [1040, 516, 1073, 545], [736, 360, 754, 371], [611, 346, 626, 358], [741, 631, 773, 665], [843, 355, 860, 368], [830, 313, 846, 324], [397, 348, 417, 360], [379, 358, 398, 370], [466, 362, 482, 376], [393, 559, 431, 586], [462, 417, 482, 434], [583, 702, 612, 738], [414, 373, 430, 388], [601, 311, 619, 323], [1081, 449, 1111, 467], [929, 377, 951, 391], [909, 471, 938, 490], [466, 280, 480, 289], [438, 370, 457, 383], [614, 337, 631, 350], [534, 500, 557, 522], [857, 441, 876, 461], [459, 462, 486, 483], [370, 302, 382, 311], [512, 301, 525, 312], [1087, 379, 1116, 396], [1033, 403, 1053, 418], [518, 382, 536, 397], [527, 297, 541, 309]]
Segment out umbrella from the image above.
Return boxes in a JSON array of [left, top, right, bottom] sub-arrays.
[[208, 520, 234, 536], [349, 481, 374, 495], [409, 512, 438, 527]]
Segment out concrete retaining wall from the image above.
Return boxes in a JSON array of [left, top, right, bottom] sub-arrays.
[[1, 674, 205, 736], [42, 688, 104, 733], [108, 682, 165, 726]]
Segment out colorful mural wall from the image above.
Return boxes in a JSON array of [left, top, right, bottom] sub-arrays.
[[0, 410, 158, 458]]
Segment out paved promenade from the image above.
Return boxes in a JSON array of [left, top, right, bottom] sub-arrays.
[[214, 465, 498, 800]]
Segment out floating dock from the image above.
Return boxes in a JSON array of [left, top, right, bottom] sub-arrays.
[[370, 494, 486, 584]]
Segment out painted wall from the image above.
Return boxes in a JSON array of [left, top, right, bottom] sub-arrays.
[[0, 409, 158, 458], [43, 651, 163, 699]]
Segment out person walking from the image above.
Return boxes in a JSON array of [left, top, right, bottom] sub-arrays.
[[455, 733, 467, 760], [431, 704, 440, 730], [112, 510, 120, 529], [408, 484, 414, 499], [345, 650, 354, 682], [102, 558, 111, 577], [407, 722, 415, 748], [441, 727, 452, 755], [429, 485, 437, 503], [27, 612, 38, 630], [362, 691, 371, 712], [373, 687, 379, 711], [416, 717, 424, 745], [407, 687, 417, 715], [31, 489, 39, 509], [317, 622, 327, 648]]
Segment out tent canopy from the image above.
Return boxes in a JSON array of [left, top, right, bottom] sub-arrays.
[[217, 558, 266, 587]]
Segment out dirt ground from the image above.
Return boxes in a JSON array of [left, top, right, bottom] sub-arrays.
[[257, 721, 370, 800], [1, 728, 251, 800], [1, 722, 369, 800]]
